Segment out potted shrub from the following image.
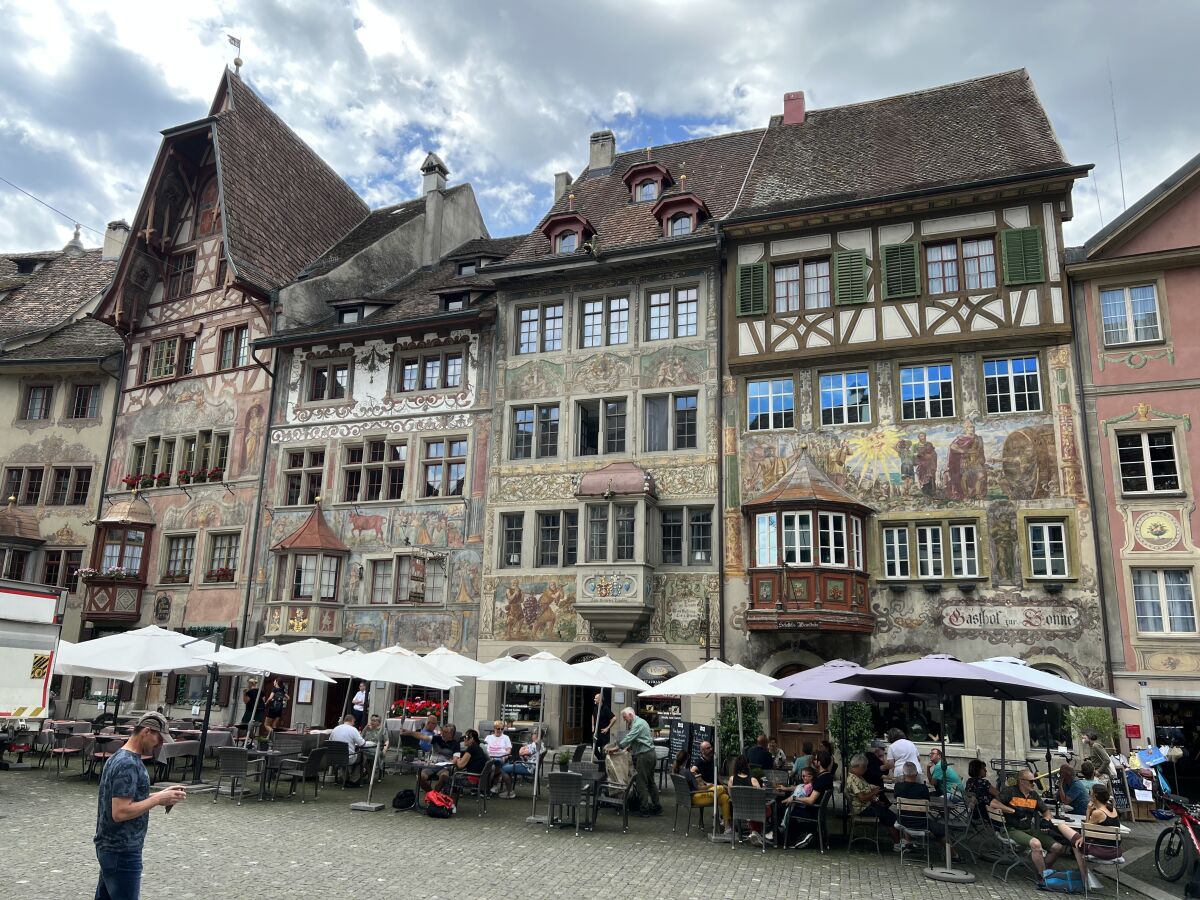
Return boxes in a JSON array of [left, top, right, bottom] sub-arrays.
[[120, 475, 140, 491], [556, 749, 571, 772]]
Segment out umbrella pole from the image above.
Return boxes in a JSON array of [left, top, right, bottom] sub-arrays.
[[110, 679, 120, 726], [353, 685, 402, 813], [924, 688, 974, 883], [840, 700, 849, 843], [190, 662, 218, 785], [737, 697, 744, 758], [998, 699, 1007, 792], [713, 692, 721, 841], [528, 684, 546, 822]]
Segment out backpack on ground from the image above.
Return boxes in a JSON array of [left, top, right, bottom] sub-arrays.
[[425, 790, 455, 818], [1039, 870, 1085, 894], [392, 789, 416, 811]]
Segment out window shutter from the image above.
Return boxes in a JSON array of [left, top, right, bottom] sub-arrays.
[[1002, 227, 1045, 285], [735, 263, 767, 316], [216, 676, 232, 707], [833, 250, 868, 305], [118, 680, 134, 701], [165, 674, 180, 706], [881, 243, 920, 299], [70, 676, 87, 700]]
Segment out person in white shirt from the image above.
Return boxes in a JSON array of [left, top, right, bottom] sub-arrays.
[[351, 681, 368, 728], [329, 714, 367, 786], [883, 727, 925, 783], [484, 720, 513, 794]]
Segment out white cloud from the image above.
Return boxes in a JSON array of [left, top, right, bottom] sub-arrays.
[[0, 0, 1196, 251]]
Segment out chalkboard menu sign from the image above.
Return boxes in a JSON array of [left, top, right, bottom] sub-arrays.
[[669, 720, 690, 759], [690, 723, 714, 760]]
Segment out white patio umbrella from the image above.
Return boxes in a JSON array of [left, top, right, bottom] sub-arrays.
[[276, 640, 361, 723], [571, 656, 651, 758], [479, 651, 615, 820], [315, 647, 461, 811], [641, 659, 784, 841], [422, 646, 490, 725], [731, 664, 780, 751]]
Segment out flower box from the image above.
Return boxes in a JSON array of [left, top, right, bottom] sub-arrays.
[[120, 475, 140, 490], [138, 475, 155, 489], [206, 468, 224, 482], [161, 573, 190, 584], [154, 473, 171, 487], [204, 567, 235, 583], [191, 472, 207, 484]]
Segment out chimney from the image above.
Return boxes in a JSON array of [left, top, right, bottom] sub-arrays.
[[783, 91, 806, 125], [420, 152, 449, 194], [554, 171, 573, 202], [419, 153, 449, 265], [103, 219, 130, 261], [589, 130, 616, 170]]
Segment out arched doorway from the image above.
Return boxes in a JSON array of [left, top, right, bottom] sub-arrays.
[[770, 664, 827, 758], [562, 652, 600, 745], [634, 659, 681, 734]]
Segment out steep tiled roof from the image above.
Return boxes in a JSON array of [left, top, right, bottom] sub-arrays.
[[735, 69, 1073, 218], [447, 235, 524, 260], [1, 318, 123, 360], [214, 71, 368, 291], [744, 449, 873, 511], [272, 504, 350, 553], [502, 127, 766, 264], [1082, 149, 1200, 258], [0, 498, 42, 542], [0, 248, 119, 353], [298, 194, 447, 280]]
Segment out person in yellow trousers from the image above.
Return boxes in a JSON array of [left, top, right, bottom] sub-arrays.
[[673, 749, 733, 833]]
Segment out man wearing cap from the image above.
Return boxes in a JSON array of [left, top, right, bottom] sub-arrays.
[[94, 712, 186, 899]]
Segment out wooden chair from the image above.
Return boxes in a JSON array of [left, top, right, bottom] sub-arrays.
[[897, 798, 932, 868], [545, 771, 586, 836], [1081, 822, 1125, 898], [213, 747, 263, 806]]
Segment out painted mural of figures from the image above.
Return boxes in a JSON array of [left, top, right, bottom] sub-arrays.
[[827, 442, 849, 487], [533, 580, 564, 636], [504, 580, 525, 638], [914, 432, 938, 497], [945, 421, 987, 500], [991, 516, 1019, 585], [896, 438, 914, 492], [239, 403, 265, 474]]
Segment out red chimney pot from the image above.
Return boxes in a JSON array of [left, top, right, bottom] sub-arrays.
[[783, 90, 806, 125]]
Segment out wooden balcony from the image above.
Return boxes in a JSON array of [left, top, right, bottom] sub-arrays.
[[263, 602, 343, 640], [83, 580, 144, 624], [745, 569, 874, 635]]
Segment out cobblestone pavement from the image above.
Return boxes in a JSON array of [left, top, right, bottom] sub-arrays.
[[0, 764, 1155, 900]]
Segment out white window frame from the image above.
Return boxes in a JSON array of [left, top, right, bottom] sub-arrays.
[[579, 296, 629, 349], [950, 523, 979, 578], [899, 363, 955, 421], [755, 512, 778, 567], [819, 370, 871, 426], [1027, 520, 1068, 578], [983, 355, 1042, 415], [817, 511, 847, 567], [883, 526, 910, 579], [746, 377, 795, 431], [781, 511, 813, 566], [1132, 568, 1198, 635], [1100, 283, 1162, 346], [515, 302, 565, 355], [1116, 430, 1181, 495], [917, 525, 944, 578]]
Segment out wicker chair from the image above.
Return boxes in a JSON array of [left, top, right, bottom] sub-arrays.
[[322, 740, 357, 788], [670, 773, 707, 837], [729, 785, 772, 852], [275, 746, 326, 802], [452, 760, 497, 816], [545, 771, 586, 836], [595, 773, 635, 833], [272, 732, 305, 757], [213, 747, 264, 806], [897, 797, 933, 868]]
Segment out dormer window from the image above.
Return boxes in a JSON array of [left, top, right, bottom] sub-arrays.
[[636, 180, 657, 202], [442, 294, 467, 312], [556, 232, 578, 254], [457, 261, 477, 276], [337, 306, 363, 324], [669, 213, 693, 236]]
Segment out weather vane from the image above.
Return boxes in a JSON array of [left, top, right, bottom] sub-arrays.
[[227, 34, 243, 73]]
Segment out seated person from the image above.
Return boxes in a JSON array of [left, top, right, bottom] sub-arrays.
[[894, 762, 946, 839], [865, 744, 888, 794], [776, 750, 833, 849], [767, 737, 788, 771], [691, 740, 716, 785], [1046, 782, 1119, 891], [727, 755, 767, 846], [965, 759, 997, 819], [674, 749, 732, 833], [791, 741, 814, 780], [1074, 760, 1099, 799], [818, 739, 838, 778], [746, 734, 775, 770], [402, 714, 438, 754], [926, 747, 963, 796], [991, 768, 1068, 878], [484, 720, 513, 789], [418, 724, 460, 793], [499, 729, 542, 799], [845, 753, 902, 847], [361, 714, 390, 776], [431, 728, 487, 792], [1057, 763, 1088, 815], [328, 714, 366, 786]]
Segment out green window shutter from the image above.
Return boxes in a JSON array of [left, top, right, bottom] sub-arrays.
[[736, 262, 767, 316], [881, 243, 920, 299], [833, 249, 867, 305], [1002, 227, 1045, 285]]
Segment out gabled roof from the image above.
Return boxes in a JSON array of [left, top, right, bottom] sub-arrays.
[[733, 69, 1079, 220], [744, 449, 873, 512], [0, 247, 121, 358], [501, 127, 766, 265], [1082, 149, 1200, 259], [0, 498, 42, 543], [447, 235, 524, 261], [212, 71, 369, 291], [272, 503, 350, 553]]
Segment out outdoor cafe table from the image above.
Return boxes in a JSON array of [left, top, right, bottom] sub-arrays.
[[155, 740, 200, 781], [247, 748, 284, 800], [172, 728, 234, 756], [1052, 812, 1131, 836]]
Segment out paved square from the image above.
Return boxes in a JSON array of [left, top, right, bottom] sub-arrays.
[[0, 764, 1150, 899]]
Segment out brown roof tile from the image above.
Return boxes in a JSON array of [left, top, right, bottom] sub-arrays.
[[744, 449, 872, 511], [735, 69, 1072, 218], [0, 248, 118, 348], [272, 503, 350, 553], [214, 72, 368, 291], [298, 194, 449, 280], [502, 127, 766, 264]]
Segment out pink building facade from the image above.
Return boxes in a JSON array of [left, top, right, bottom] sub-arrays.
[[1070, 152, 1200, 796]]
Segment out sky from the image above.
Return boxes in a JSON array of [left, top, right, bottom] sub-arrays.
[[1, 0, 1197, 253]]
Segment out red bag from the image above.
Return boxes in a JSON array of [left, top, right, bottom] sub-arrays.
[[425, 790, 455, 818]]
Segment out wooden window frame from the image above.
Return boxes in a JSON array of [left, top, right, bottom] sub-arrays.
[[166, 250, 196, 299], [305, 359, 351, 404], [420, 437, 468, 498], [340, 438, 408, 503], [281, 448, 325, 506]]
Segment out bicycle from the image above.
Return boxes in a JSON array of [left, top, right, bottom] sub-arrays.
[[1154, 793, 1200, 893]]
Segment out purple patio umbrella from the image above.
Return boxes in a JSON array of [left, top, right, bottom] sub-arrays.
[[835, 654, 1050, 885]]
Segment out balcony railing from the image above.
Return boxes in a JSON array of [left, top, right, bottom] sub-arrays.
[[745, 569, 874, 634], [263, 601, 342, 640]]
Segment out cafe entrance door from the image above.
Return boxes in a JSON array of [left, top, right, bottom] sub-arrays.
[[562, 652, 600, 745], [769, 664, 827, 759]]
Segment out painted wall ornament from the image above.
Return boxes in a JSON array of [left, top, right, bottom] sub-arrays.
[[1102, 403, 1192, 435], [1134, 512, 1181, 551], [944, 421, 987, 500], [494, 579, 577, 642]]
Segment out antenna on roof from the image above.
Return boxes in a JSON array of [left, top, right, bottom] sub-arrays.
[[227, 34, 243, 73], [1106, 57, 1126, 212]]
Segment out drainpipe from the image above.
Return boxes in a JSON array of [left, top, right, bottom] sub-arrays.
[[714, 224, 727, 662], [1069, 275, 1118, 694]]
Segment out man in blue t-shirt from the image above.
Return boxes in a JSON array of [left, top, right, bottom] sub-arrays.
[[1057, 763, 1089, 815], [94, 712, 187, 900]]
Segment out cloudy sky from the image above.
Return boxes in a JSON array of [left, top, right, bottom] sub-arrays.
[[2, 0, 1197, 253]]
